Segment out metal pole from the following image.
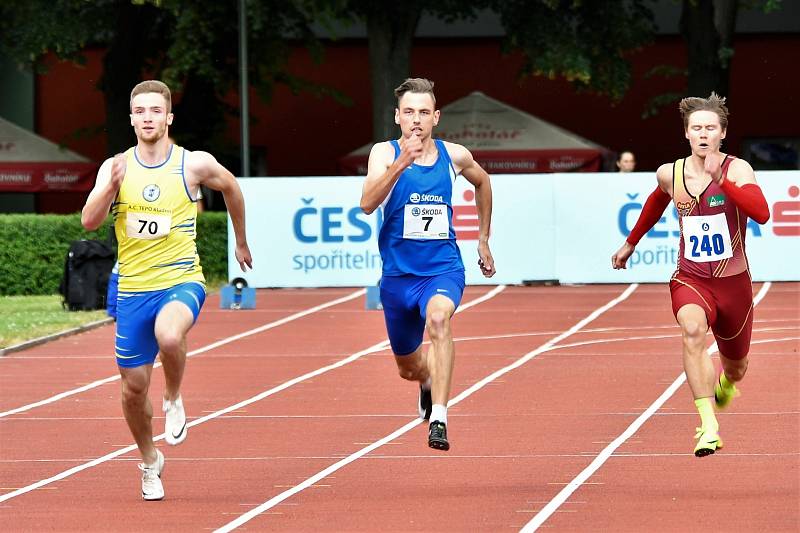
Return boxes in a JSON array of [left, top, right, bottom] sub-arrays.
[[238, 0, 250, 177]]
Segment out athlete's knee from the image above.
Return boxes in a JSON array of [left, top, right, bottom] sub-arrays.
[[120, 372, 149, 404], [397, 365, 418, 381], [680, 319, 706, 348], [426, 310, 450, 340], [395, 354, 424, 381], [156, 328, 185, 356]]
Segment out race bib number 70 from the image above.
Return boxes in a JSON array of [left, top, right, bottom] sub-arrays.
[[126, 210, 171, 240], [682, 213, 733, 263]]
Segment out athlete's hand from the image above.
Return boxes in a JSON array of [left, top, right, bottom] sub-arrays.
[[477, 241, 496, 278], [612, 242, 635, 269], [109, 153, 127, 191], [397, 134, 423, 168], [705, 152, 723, 184], [235, 243, 253, 272]]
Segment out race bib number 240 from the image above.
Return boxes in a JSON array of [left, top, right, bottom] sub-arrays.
[[683, 213, 733, 263]]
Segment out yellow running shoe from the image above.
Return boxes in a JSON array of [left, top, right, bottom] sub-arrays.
[[694, 427, 723, 457], [714, 374, 739, 410]]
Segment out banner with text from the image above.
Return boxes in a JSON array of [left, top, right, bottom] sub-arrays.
[[229, 171, 799, 286]]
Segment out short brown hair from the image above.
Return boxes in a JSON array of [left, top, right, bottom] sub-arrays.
[[394, 78, 436, 106], [679, 92, 729, 130], [130, 80, 172, 113]]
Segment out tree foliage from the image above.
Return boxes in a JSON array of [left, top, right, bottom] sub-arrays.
[[0, 0, 337, 169], [493, 0, 656, 101]]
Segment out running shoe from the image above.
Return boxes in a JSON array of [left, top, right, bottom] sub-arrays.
[[418, 385, 432, 420], [163, 395, 187, 445], [714, 374, 739, 410], [428, 421, 450, 451], [140, 449, 165, 501], [693, 427, 723, 457]]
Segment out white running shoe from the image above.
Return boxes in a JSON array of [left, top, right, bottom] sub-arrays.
[[163, 395, 187, 445], [139, 449, 165, 501]]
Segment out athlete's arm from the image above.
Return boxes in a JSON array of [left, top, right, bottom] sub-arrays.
[[612, 164, 672, 269], [707, 156, 770, 224], [449, 143, 496, 278], [360, 137, 421, 215], [186, 150, 253, 271], [81, 154, 125, 230]]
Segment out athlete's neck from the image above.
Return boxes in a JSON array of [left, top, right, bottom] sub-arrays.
[[415, 137, 439, 165], [136, 138, 172, 166]]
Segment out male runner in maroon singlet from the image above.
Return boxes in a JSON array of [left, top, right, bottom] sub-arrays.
[[611, 93, 770, 457]]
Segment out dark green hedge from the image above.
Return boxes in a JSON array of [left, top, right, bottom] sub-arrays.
[[0, 212, 228, 296]]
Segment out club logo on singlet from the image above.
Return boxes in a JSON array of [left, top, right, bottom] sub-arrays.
[[708, 194, 725, 207], [676, 200, 693, 217], [143, 184, 161, 202]]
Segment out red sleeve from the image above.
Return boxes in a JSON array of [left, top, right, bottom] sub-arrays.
[[626, 186, 672, 245], [720, 180, 770, 224]]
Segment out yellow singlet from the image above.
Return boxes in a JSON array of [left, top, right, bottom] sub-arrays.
[[113, 144, 205, 292]]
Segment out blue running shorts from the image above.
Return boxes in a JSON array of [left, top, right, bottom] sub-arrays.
[[115, 282, 206, 368], [379, 270, 465, 356]]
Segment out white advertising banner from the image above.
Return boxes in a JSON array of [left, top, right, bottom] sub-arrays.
[[554, 171, 800, 283], [229, 171, 799, 287]]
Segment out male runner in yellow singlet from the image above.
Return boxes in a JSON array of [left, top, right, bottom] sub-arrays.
[[82, 80, 253, 500]]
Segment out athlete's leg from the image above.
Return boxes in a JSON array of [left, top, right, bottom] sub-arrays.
[[394, 347, 429, 383], [119, 364, 157, 463], [155, 301, 194, 401], [677, 303, 715, 402], [719, 353, 749, 383], [713, 272, 754, 408], [424, 294, 457, 408], [671, 271, 725, 455], [155, 282, 206, 402]]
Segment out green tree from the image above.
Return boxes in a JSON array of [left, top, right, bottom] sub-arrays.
[[319, 0, 656, 142], [0, 0, 171, 154], [645, 0, 783, 117], [0, 0, 334, 169], [680, 0, 782, 97]]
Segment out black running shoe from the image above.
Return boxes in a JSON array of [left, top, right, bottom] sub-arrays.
[[428, 421, 450, 451], [418, 385, 432, 420]]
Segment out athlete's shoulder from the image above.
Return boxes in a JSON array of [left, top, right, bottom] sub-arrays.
[[183, 149, 218, 170], [439, 140, 470, 164], [656, 162, 674, 175], [725, 155, 756, 184], [367, 141, 395, 165], [727, 155, 753, 172]]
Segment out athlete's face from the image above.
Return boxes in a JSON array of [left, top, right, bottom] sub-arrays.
[[685, 110, 726, 157], [394, 92, 439, 139], [130, 92, 173, 144]]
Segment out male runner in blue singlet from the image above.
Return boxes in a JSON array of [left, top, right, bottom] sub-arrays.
[[360, 78, 496, 451]]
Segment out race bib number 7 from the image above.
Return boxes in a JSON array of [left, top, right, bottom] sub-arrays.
[[683, 213, 733, 263], [403, 204, 449, 240], [126, 211, 171, 240]]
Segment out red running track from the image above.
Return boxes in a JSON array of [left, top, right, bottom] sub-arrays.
[[0, 283, 797, 532]]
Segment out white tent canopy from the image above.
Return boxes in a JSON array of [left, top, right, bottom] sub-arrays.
[[0, 116, 96, 192]]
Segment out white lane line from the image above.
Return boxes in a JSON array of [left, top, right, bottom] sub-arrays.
[[519, 281, 772, 532], [0, 289, 366, 419], [0, 286, 506, 504], [213, 284, 639, 533]]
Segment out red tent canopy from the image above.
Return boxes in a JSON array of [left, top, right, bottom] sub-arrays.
[[339, 91, 608, 175], [0, 117, 97, 192]]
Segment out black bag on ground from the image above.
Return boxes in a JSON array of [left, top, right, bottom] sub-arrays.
[[59, 239, 116, 311]]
